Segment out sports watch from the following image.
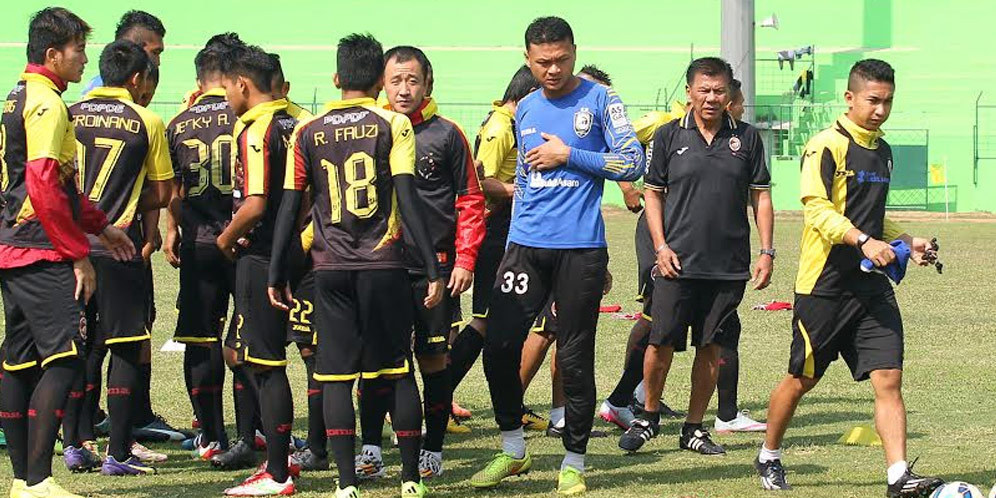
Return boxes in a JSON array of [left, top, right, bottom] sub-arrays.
[[759, 248, 776, 259]]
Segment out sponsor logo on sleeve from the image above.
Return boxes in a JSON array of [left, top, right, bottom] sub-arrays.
[[607, 103, 630, 131]]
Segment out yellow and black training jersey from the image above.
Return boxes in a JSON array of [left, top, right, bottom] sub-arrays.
[[280, 98, 313, 121], [232, 99, 296, 259], [285, 97, 415, 271], [633, 107, 684, 147], [70, 86, 174, 259], [167, 88, 235, 248], [474, 101, 517, 185], [796, 114, 906, 296]]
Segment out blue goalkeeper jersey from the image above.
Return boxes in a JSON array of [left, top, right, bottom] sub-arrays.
[[509, 78, 643, 249]]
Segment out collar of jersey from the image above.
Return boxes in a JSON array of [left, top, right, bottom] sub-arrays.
[[492, 100, 514, 119], [836, 113, 884, 149], [193, 87, 226, 105], [324, 97, 376, 111], [680, 110, 736, 131], [239, 98, 288, 124], [406, 98, 437, 126], [22, 64, 67, 94], [84, 86, 133, 102]]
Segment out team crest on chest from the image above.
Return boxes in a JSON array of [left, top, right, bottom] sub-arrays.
[[729, 136, 742, 152], [574, 107, 593, 138]]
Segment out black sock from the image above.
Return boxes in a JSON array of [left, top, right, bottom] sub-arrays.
[[302, 354, 326, 458], [186, 345, 218, 447], [717, 346, 740, 422], [323, 381, 357, 489], [0, 367, 39, 480], [232, 365, 260, 443], [107, 344, 143, 462], [448, 324, 483, 391], [61, 374, 85, 448], [607, 319, 651, 407], [682, 422, 703, 435], [208, 342, 228, 447], [79, 346, 107, 442], [26, 357, 81, 485], [257, 368, 293, 483], [358, 378, 392, 447], [134, 362, 154, 427], [390, 373, 423, 483], [640, 409, 661, 425], [421, 368, 451, 453]]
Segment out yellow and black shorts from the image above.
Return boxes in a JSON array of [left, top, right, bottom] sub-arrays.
[[174, 243, 234, 344], [287, 270, 316, 346], [92, 256, 151, 347], [410, 273, 458, 356], [233, 255, 289, 367]]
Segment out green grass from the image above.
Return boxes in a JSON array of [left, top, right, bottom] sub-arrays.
[[2, 210, 995, 497]]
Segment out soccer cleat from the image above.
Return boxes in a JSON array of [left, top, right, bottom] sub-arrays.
[[618, 418, 659, 453], [290, 448, 328, 471], [885, 463, 943, 498], [254, 430, 268, 451], [133, 414, 192, 442], [451, 401, 472, 420], [354, 448, 386, 480], [679, 427, 726, 455], [63, 445, 102, 473], [521, 407, 549, 431], [182, 433, 203, 451], [132, 442, 168, 463], [446, 415, 471, 434], [469, 452, 533, 489], [212, 439, 258, 470], [14, 478, 81, 498], [223, 472, 294, 496], [254, 459, 301, 479], [334, 485, 359, 498], [418, 450, 443, 479], [197, 441, 225, 461], [755, 457, 791, 490], [557, 467, 587, 495], [100, 455, 157, 476], [401, 480, 428, 498], [599, 401, 636, 430], [714, 410, 767, 434], [290, 436, 307, 452]]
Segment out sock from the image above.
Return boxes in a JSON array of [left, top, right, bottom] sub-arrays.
[[887, 460, 908, 485], [640, 409, 661, 425], [716, 345, 740, 422], [257, 368, 293, 483], [0, 367, 39, 480], [302, 354, 326, 458], [607, 319, 651, 407], [134, 362, 154, 427], [758, 444, 782, 464], [26, 357, 81, 486], [231, 365, 260, 443], [561, 451, 585, 472], [550, 406, 565, 429], [448, 324, 484, 391], [681, 422, 702, 436], [186, 345, 218, 447], [323, 381, 357, 489], [501, 427, 525, 459], [61, 374, 86, 447], [208, 342, 228, 447], [420, 368, 451, 454], [79, 346, 107, 442], [389, 373, 423, 483], [358, 378, 392, 447], [107, 344, 143, 462], [633, 380, 647, 405]]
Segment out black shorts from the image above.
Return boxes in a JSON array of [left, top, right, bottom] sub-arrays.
[[789, 291, 903, 382], [471, 205, 511, 318], [411, 274, 458, 356], [648, 278, 745, 351], [314, 269, 414, 381], [175, 244, 234, 344], [1, 261, 85, 370], [530, 298, 558, 336], [287, 271, 316, 346], [234, 255, 289, 366], [92, 256, 151, 346]]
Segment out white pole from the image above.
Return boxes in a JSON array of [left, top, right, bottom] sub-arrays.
[[943, 156, 949, 221], [721, 0, 755, 123]]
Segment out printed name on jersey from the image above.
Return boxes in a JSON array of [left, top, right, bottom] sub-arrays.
[[573, 107, 593, 138], [529, 170, 580, 188], [728, 136, 742, 152], [521, 126, 537, 137], [607, 102, 630, 131], [173, 113, 230, 134]]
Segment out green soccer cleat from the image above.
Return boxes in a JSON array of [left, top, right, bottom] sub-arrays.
[[557, 467, 587, 495], [469, 452, 532, 489], [401, 480, 428, 498]]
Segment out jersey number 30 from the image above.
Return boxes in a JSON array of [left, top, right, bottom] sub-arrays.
[[322, 152, 377, 224]]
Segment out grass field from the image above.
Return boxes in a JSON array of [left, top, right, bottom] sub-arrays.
[[1, 210, 995, 497]]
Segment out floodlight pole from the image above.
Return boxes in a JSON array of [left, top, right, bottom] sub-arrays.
[[721, 0, 755, 123]]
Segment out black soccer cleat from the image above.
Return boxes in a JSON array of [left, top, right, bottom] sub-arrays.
[[755, 458, 791, 491], [679, 427, 726, 455], [210, 439, 257, 470], [886, 464, 943, 498], [618, 418, 659, 453], [290, 447, 329, 472]]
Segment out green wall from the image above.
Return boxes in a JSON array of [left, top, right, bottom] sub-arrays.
[[1, 0, 992, 212]]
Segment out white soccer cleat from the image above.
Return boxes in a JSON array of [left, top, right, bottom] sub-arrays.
[[418, 449, 443, 479], [223, 472, 294, 496], [599, 400, 636, 430], [354, 448, 386, 480], [714, 410, 768, 434]]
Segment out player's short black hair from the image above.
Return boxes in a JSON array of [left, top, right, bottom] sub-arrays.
[[195, 33, 243, 81], [99, 39, 150, 87], [269, 53, 285, 93], [579, 64, 611, 86], [384, 45, 432, 81], [848, 59, 895, 90], [114, 10, 165, 40], [685, 56, 734, 86], [26, 7, 91, 64], [501, 65, 538, 104], [337, 33, 384, 92], [524, 16, 574, 48], [204, 32, 243, 51], [222, 44, 278, 92]]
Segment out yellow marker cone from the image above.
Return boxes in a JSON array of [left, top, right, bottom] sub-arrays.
[[838, 424, 882, 446]]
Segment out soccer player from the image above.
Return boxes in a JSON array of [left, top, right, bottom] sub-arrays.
[[165, 39, 239, 463], [353, 45, 485, 481], [618, 58, 773, 457], [469, 17, 643, 495], [755, 59, 944, 497], [0, 8, 134, 496], [70, 39, 174, 475], [268, 33, 443, 498], [218, 43, 299, 496], [80, 10, 165, 97]]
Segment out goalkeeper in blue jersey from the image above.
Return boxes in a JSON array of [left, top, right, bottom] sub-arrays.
[[469, 16, 643, 496]]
